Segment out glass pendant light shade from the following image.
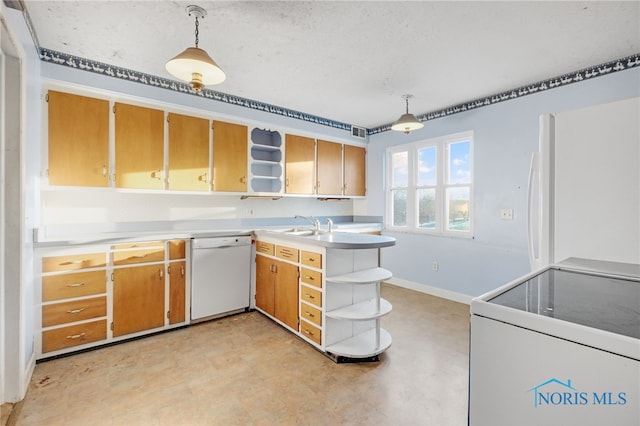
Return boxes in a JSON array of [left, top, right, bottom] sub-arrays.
[[391, 113, 424, 134], [165, 5, 225, 92], [166, 46, 226, 91], [391, 94, 424, 134]]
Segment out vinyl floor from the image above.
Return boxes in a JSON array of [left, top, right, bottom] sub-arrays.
[[11, 283, 471, 426]]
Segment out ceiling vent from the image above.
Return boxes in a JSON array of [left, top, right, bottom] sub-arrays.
[[351, 125, 366, 139]]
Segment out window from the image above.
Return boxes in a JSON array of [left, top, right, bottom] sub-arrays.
[[386, 131, 473, 236]]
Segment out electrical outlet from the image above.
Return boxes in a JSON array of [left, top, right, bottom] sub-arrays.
[[500, 208, 514, 220], [432, 261, 438, 271]]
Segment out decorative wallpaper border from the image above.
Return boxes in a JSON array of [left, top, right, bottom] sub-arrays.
[[370, 53, 640, 135], [39, 47, 639, 135], [39, 48, 353, 132]]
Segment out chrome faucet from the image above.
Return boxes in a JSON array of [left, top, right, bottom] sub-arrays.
[[326, 218, 333, 233], [295, 215, 320, 230]]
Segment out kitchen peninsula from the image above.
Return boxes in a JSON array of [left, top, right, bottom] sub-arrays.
[[254, 229, 395, 362]]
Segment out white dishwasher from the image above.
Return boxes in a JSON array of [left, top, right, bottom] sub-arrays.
[[191, 236, 252, 322]]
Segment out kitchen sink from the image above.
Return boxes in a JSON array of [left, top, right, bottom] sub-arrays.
[[271, 228, 327, 236]]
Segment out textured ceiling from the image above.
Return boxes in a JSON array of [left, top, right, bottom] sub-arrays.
[[23, 1, 640, 129]]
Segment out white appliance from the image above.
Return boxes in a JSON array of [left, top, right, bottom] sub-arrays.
[[528, 96, 640, 270], [469, 98, 640, 425], [191, 236, 252, 321], [469, 258, 640, 426]]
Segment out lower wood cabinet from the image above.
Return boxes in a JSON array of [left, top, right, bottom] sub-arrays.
[[113, 264, 166, 337], [255, 250, 299, 331], [37, 239, 189, 359]]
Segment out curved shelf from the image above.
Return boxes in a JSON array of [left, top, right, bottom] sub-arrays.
[[326, 328, 392, 358], [251, 143, 281, 152], [326, 298, 392, 320], [327, 267, 392, 284]]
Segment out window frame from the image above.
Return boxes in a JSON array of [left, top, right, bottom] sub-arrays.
[[385, 130, 474, 237]]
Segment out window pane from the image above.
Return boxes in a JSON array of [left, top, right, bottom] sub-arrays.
[[417, 188, 436, 229], [392, 189, 407, 226], [417, 146, 436, 186], [391, 151, 408, 187], [448, 141, 471, 184], [447, 187, 470, 231]]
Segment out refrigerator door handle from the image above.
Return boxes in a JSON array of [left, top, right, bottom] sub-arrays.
[[527, 151, 539, 270]]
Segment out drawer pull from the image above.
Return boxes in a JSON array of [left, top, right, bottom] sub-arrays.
[[181, 266, 185, 277], [303, 329, 315, 336], [304, 311, 315, 318], [66, 308, 86, 314], [128, 254, 147, 259], [306, 257, 315, 262], [60, 260, 85, 266], [66, 333, 86, 340], [304, 275, 315, 281], [304, 294, 315, 299], [66, 282, 85, 288]]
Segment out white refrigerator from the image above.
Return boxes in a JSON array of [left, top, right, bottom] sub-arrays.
[[528, 96, 640, 269], [469, 97, 640, 425]]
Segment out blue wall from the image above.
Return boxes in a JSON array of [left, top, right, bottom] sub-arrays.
[[368, 67, 640, 297]]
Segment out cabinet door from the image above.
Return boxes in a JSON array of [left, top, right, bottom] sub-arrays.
[[47, 91, 109, 187], [316, 139, 343, 195], [285, 134, 315, 194], [114, 103, 164, 189], [168, 113, 210, 191], [168, 261, 186, 324], [255, 255, 275, 316], [274, 259, 299, 330], [343, 145, 366, 196], [113, 264, 165, 336], [213, 120, 248, 192]]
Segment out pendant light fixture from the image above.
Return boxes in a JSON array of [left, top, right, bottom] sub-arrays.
[[391, 94, 424, 134], [166, 5, 226, 92]]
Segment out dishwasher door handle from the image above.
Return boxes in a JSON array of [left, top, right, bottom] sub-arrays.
[[196, 244, 250, 250]]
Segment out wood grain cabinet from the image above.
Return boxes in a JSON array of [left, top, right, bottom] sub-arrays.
[[255, 241, 299, 331], [213, 120, 248, 192], [40, 251, 109, 354], [285, 134, 316, 194], [114, 102, 165, 189], [168, 113, 210, 191], [343, 145, 366, 196], [47, 90, 110, 187], [37, 239, 189, 359], [316, 139, 343, 196]]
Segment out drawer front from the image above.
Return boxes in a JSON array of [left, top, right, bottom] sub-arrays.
[[301, 250, 322, 268], [42, 252, 107, 273], [301, 285, 322, 308], [255, 241, 274, 255], [42, 270, 107, 302], [300, 302, 322, 327], [300, 268, 322, 288], [113, 247, 165, 265], [276, 245, 299, 262], [42, 319, 107, 353], [300, 319, 322, 345], [168, 240, 186, 260], [42, 296, 107, 327]]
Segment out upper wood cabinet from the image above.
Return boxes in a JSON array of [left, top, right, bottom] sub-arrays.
[[114, 103, 164, 189], [285, 134, 316, 194], [47, 91, 110, 187], [168, 113, 210, 191], [213, 120, 248, 192], [316, 139, 343, 196], [343, 145, 366, 196]]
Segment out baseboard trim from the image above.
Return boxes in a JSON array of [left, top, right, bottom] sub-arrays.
[[385, 277, 473, 305]]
